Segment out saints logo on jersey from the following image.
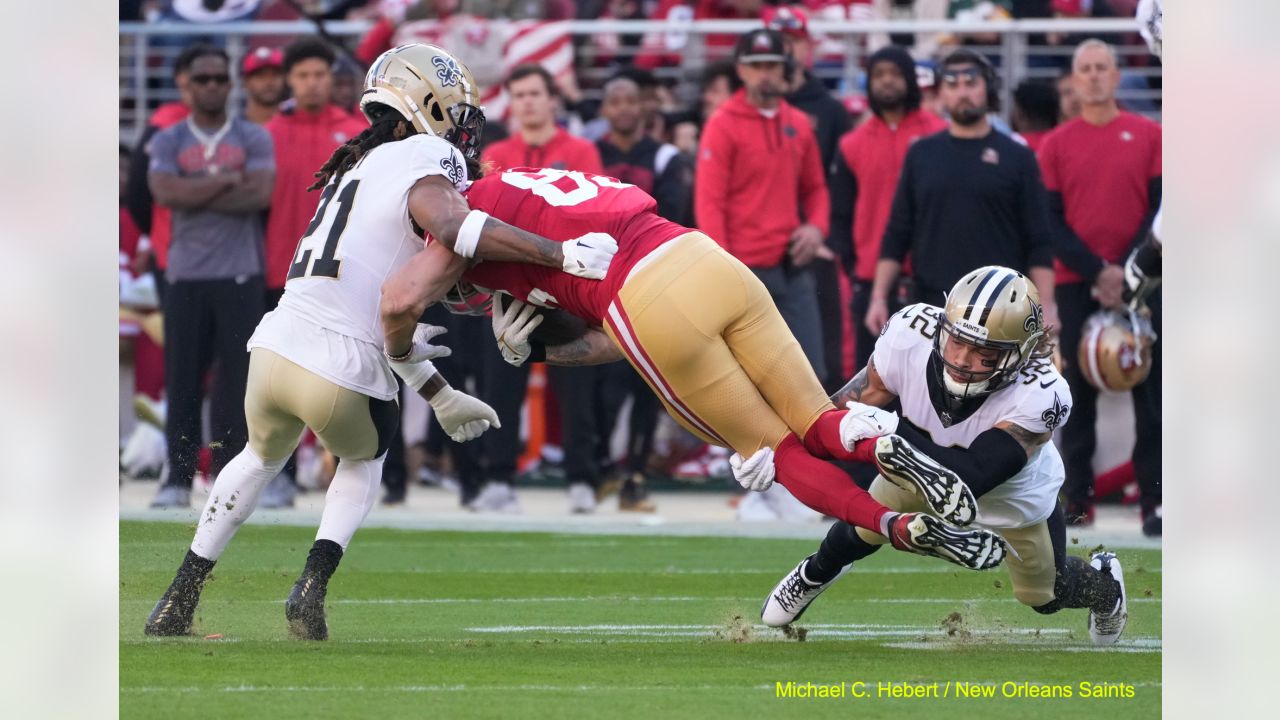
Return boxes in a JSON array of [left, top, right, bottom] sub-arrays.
[[432, 55, 463, 87], [440, 155, 464, 185], [1041, 393, 1069, 431]]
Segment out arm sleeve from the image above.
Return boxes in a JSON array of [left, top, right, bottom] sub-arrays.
[[878, 148, 915, 262], [894, 422, 1029, 499], [1126, 176, 1162, 254], [243, 125, 276, 172], [1019, 151, 1055, 270], [693, 118, 733, 249], [798, 129, 830, 235], [828, 150, 858, 275]]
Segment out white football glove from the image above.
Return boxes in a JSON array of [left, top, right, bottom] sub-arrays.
[[428, 385, 501, 442], [561, 232, 618, 280], [386, 324, 453, 390], [729, 446, 776, 492], [839, 401, 899, 451], [491, 294, 545, 366]]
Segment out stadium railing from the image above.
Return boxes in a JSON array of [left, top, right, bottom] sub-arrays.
[[120, 18, 1155, 143]]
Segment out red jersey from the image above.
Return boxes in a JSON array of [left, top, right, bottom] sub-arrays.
[[461, 168, 688, 326], [482, 127, 603, 175], [1037, 112, 1162, 284], [263, 104, 369, 289]]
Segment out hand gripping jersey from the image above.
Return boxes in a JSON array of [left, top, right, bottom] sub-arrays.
[[460, 168, 690, 326], [873, 304, 1074, 529], [248, 134, 470, 400]]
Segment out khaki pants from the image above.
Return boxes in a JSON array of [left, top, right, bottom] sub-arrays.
[[602, 232, 834, 456], [245, 348, 399, 462], [854, 476, 1057, 608]]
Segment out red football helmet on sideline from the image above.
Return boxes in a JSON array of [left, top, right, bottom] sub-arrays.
[[1077, 309, 1156, 392]]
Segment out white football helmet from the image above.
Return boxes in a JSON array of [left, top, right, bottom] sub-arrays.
[[1137, 0, 1162, 59]]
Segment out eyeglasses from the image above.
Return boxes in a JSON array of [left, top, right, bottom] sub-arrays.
[[190, 74, 231, 86]]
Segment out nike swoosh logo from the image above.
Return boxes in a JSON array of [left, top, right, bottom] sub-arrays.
[[1040, 379, 1057, 389]]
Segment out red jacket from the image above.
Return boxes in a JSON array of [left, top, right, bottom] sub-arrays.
[[482, 127, 603, 175], [263, 104, 369, 289], [695, 90, 829, 268], [836, 109, 946, 280]]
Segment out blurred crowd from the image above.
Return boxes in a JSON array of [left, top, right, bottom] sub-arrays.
[[119, 1, 1161, 530]]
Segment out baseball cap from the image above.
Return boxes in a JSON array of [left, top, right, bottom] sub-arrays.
[[242, 46, 284, 76], [762, 5, 810, 39], [734, 28, 788, 64]]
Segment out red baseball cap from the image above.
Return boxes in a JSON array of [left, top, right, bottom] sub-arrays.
[[762, 6, 810, 39], [1051, 0, 1093, 16], [242, 46, 284, 76]]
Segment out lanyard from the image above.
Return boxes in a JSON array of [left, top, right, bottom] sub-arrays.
[[185, 115, 234, 166]]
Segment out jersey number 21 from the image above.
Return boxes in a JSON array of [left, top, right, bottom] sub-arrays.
[[287, 178, 360, 280]]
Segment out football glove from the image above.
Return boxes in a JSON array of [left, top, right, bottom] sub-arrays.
[[429, 385, 501, 442], [561, 232, 619, 280], [491, 294, 545, 366], [386, 323, 453, 391], [729, 446, 776, 492], [839, 401, 899, 451]]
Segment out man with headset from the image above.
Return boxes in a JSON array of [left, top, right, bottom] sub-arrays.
[[864, 48, 1058, 337]]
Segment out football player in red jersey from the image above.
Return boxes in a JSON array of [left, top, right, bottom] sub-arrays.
[[380, 166, 1009, 572]]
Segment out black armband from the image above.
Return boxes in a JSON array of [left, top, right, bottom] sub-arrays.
[[528, 342, 546, 363], [892, 424, 1028, 498]]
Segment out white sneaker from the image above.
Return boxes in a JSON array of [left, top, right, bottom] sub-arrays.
[[567, 483, 597, 514], [1088, 552, 1128, 646], [736, 491, 780, 522], [467, 482, 522, 514], [121, 423, 166, 478], [761, 556, 848, 627], [761, 483, 822, 522]]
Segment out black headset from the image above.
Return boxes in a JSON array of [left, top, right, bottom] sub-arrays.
[[941, 48, 1001, 112]]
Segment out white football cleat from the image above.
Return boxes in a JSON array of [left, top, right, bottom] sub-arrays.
[[760, 556, 847, 627], [887, 512, 1006, 570], [1088, 552, 1128, 645], [874, 434, 977, 526], [467, 482, 522, 514], [567, 483, 597, 514]]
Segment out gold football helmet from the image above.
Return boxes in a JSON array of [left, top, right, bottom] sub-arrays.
[[1078, 309, 1156, 391], [361, 43, 486, 160], [936, 266, 1046, 400]]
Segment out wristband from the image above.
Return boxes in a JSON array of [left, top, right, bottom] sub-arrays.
[[528, 342, 546, 363], [385, 345, 412, 362], [389, 358, 437, 391], [453, 209, 489, 258]]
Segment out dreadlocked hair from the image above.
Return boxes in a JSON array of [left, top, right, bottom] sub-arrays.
[[1029, 327, 1057, 361], [309, 111, 414, 191]]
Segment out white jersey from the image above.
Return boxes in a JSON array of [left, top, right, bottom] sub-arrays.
[[872, 304, 1073, 529], [248, 134, 469, 400]]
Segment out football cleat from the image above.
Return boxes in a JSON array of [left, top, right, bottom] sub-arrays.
[[144, 576, 205, 637], [874, 434, 977, 526], [568, 483, 597, 514], [467, 482, 522, 514], [1088, 552, 1128, 645], [618, 474, 657, 513], [887, 512, 1006, 570], [285, 572, 330, 641], [760, 556, 847, 627]]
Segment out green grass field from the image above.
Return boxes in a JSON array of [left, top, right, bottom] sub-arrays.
[[121, 521, 1161, 719]]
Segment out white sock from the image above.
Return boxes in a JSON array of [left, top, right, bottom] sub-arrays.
[[191, 447, 288, 560], [316, 456, 384, 550]]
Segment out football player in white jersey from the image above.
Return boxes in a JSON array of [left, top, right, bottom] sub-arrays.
[[145, 44, 619, 640], [737, 267, 1129, 645]]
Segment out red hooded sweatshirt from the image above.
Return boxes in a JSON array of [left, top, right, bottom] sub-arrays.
[[695, 89, 829, 268], [482, 127, 603, 175], [263, 104, 369, 289]]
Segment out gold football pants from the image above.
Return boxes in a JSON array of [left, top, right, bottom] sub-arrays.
[[602, 232, 834, 456]]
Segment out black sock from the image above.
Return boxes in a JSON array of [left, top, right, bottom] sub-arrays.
[[302, 540, 344, 584], [176, 550, 216, 586], [805, 521, 882, 584], [1055, 555, 1120, 615]]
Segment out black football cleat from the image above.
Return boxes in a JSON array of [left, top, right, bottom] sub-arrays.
[[887, 512, 1006, 571], [144, 576, 204, 637], [874, 434, 977, 526], [285, 572, 330, 641]]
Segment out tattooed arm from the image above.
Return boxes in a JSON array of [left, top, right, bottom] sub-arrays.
[[994, 421, 1052, 459], [830, 356, 898, 408], [545, 327, 625, 366], [408, 175, 566, 268]]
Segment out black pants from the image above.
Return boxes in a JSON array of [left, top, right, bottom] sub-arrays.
[[623, 365, 662, 474], [163, 275, 264, 489], [548, 363, 630, 488], [813, 259, 845, 393], [1055, 282, 1162, 514], [418, 306, 487, 504], [479, 330, 531, 486]]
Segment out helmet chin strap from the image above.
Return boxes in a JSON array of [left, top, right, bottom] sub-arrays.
[[943, 372, 989, 398]]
